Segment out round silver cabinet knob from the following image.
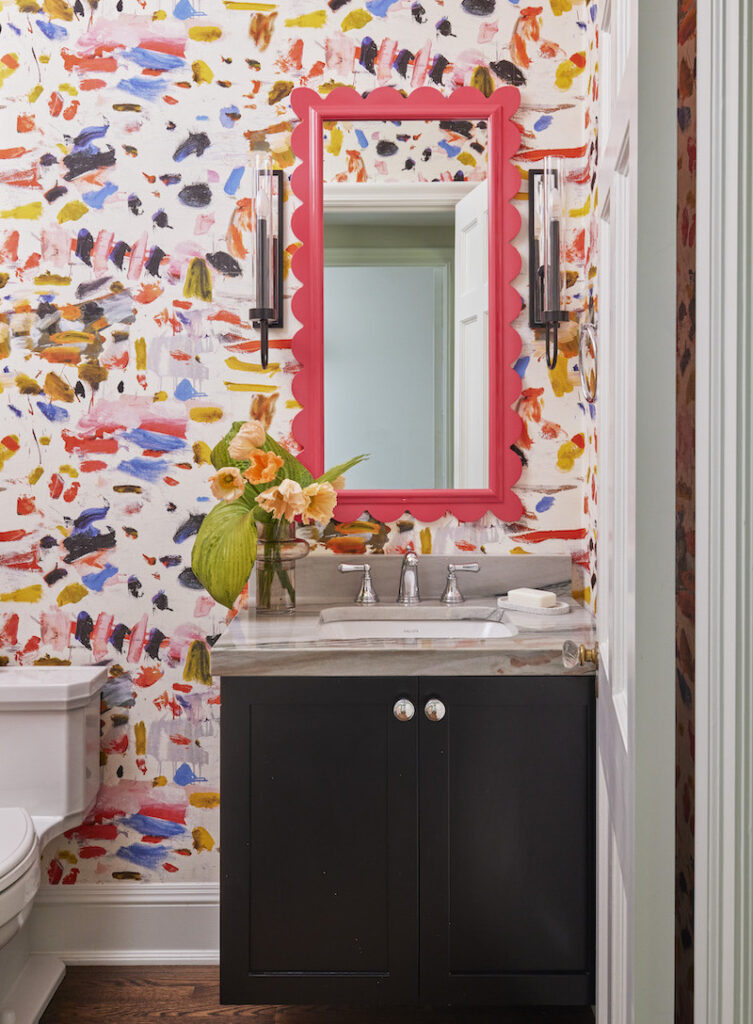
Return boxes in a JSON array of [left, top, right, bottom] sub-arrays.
[[393, 698, 415, 722], [424, 698, 446, 722]]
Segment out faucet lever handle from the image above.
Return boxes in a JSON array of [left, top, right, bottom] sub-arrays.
[[338, 563, 379, 605], [441, 563, 481, 605]]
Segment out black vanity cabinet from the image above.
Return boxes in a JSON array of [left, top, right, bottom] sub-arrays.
[[220, 675, 595, 1007]]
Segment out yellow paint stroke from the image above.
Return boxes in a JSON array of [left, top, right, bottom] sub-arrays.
[[189, 791, 220, 809], [152, 8, 166, 17], [134, 721, 146, 756], [43, 0, 74, 20], [341, 7, 371, 30], [134, 337, 146, 371], [569, 194, 591, 217], [189, 25, 222, 40], [0, 436, 18, 469], [419, 527, 432, 554], [59, 464, 78, 477], [0, 273, 8, 291], [16, 0, 41, 13], [15, 373, 42, 394], [153, 390, 167, 401], [470, 65, 494, 98], [28, 466, 43, 485], [285, 399, 301, 410], [326, 124, 343, 157], [39, 54, 49, 64], [183, 638, 211, 683], [44, 371, 75, 403], [224, 381, 279, 393], [34, 655, 70, 666], [572, 585, 591, 605], [57, 850, 77, 864], [1, 202, 42, 220], [40, 436, 50, 445], [555, 56, 585, 91], [225, 0, 277, 8], [193, 441, 211, 464], [224, 356, 279, 374], [28, 84, 43, 103], [57, 200, 87, 224], [153, 775, 167, 786], [50, 330, 93, 345], [34, 273, 71, 286], [556, 439, 584, 472], [509, 546, 528, 554], [192, 826, 215, 853], [2, 585, 42, 603], [457, 151, 476, 167], [548, 354, 573, 398], [0, 54, 19, 88], [284, 9, 326, 27], [549, 0, 573, 13], [0, 322, 7, 357], [183, 257, 212, 301], [192, 59, 214, 85], [268, 80, 293, 104], [57, 583, 88, 606], [189, 406, 223, 423], [59, 82, 77, 95]]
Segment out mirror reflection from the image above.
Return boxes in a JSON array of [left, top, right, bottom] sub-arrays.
[[322, 119, 490, 492]]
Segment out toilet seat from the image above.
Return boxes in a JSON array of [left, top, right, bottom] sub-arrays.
[[0, 808, 38, 894]]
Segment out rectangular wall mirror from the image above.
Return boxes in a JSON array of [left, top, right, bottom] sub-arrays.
[[290, 87, 523, 523]]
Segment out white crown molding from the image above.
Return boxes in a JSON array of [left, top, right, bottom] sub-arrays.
[[323, 181, 475, 213], [29, 883, 219, 966]]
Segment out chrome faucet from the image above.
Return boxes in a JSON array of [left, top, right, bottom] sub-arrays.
[[396, 552, 420, 605]]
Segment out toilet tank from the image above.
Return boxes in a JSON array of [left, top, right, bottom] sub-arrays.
[[0, 667, 106, 820]]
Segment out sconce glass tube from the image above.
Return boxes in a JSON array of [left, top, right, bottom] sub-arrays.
[[528, 157, 568, 370], [249, 150, 276, 369]]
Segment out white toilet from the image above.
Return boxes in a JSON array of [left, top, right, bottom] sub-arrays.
[[0, 666, 107, 1024]]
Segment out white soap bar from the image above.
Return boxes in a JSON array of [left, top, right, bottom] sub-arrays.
[[506, 587, 557, 608]]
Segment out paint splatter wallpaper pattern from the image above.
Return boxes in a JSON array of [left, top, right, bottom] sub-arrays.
[[0, 0, 596, 884]]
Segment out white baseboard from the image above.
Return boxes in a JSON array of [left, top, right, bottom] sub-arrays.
[[28, 883, 219, 966]]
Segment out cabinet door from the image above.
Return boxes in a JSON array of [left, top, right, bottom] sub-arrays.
[[221, 676, 419, 1005], [419, 676, 595, 1006]]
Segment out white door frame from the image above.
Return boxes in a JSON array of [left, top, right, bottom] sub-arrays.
[[695, 0, 753, 1020]]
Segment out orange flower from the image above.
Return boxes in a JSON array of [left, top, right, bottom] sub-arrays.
[[331, 475, 346, 491], [242, 449, 284, 485], [256, 479, 308, 521], [209, 467, 245, 502], [228, 420, 266, 460], [302, 481, 338, 524]]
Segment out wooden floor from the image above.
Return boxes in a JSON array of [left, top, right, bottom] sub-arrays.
[[40, 968, 595, 1024]]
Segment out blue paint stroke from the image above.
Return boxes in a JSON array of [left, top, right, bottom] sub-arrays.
[[103, 675, 136, 708], [533, 114, 553, 132], [116, 843, 169, 870], [123, 46, 185, 71], [121, 813, 186, 837], [82, 564, 118, 591], [366, 0, 399, 15], [174, 763, 208, 786], [438, 139, 461, 158], [220, 104, 239, 128], [535, 495, 555, 514], [7, 405, 22, 417], [117, 77, 168, 101], [73, 505, 109, 531], [36, 19, 67, 39], [513, 355, 530, 378], [173, 0, 205, 18], [196, 495, 210, 502], [589, 402, 596, 419], [122, 428, 187, 452], [117, 457, 170, 483], [83, 181, 118, 209], [174, 378, 206, 400], [224, 166, 245, 196], [590, 3, 597, 20], [36, 401, 68, 422], [73, 125, 109, 150], [354, 128, 369, 149]]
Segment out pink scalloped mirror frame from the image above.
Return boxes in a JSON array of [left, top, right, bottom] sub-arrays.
[[289, 85, 524, 524]]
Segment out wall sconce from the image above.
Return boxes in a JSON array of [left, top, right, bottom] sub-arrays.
[[528, 157, 568, 370], [248, 151, 283, 370]]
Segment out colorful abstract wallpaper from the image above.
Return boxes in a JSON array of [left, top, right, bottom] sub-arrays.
[[0, 0, 597, 884]]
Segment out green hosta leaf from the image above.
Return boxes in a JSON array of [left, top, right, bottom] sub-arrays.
[[191, 498, 257, 609], [262, 434, 314, 488], [210, 421, 246, 472], [316, 454, 369, 486]]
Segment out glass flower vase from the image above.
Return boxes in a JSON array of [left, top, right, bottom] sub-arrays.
[[254, 520, 310, 614]]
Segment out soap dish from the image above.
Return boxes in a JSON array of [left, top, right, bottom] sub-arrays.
[[496, 596, 571, 615]]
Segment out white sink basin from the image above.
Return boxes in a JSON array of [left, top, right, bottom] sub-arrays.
[[318, 605, 517, 641]]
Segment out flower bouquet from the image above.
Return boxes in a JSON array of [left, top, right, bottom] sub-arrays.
[[191, 418, 366, 611]]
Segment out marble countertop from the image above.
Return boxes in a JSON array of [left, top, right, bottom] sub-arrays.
[[211, 556, 596, 678]]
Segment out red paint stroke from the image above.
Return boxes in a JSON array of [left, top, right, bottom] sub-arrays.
[[79, 846, 107, 859], [63, 481, 80, 502], [164, 476, 179, 486], [208, 694, 221, 706], [80, 79, 106, 90], [0, 548, 41, 572], [175, 849, 191, 856], [569, 51, 586, 69], [139, 36, 186, 57], [64, 822, 118, 841], [153, 690, 182, 717], [169, 349, 191, 362], [514, 528, 587, 543], [63, 100, 80, 121], [571, 432, 585, 449], [0, 614, 19, 647], [140, 418, 186, 438], [61, 868, 79, 885], [455, 541, 478, 552], [127, 613, 148, 663], [208, 309, 242, 325], [169, 734, 191, 746], [40, 347, 81, 364], [0, 147, 30, 160], [134, 665, 163, 688], [16, 114, 34, 132], [92, 613, 114, 661], [138, 802, 186, 824], [103, 734, 129, 755], [517, 144, 588, 162], [47, 859, 63, 885], [49, 473, 64, 499], [511, 6, 542, 69], [102, 350, 129, 370], [134, 282, 163, 304], [62, 430, 119, 455], [61, 48, 118, 73], [566, 229, 586, 262], [0, 530, 28, 542], [80, 460, 108, 472], [172, 682, 192, 693], [0, 166, 42, 189], [1, 231, 19, 262], [48, 91, 63, 117], [163, 862, 179, 873], [141, 835, 165, 844]]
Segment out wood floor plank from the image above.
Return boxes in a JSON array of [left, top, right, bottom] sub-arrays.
[[40, 968, 595, 1024]]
